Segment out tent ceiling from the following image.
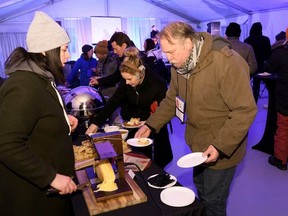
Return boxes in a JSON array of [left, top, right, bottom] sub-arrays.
[[0, 0, 288, 23], [0, 0, 62, 22], [145, 0, 288, 24]]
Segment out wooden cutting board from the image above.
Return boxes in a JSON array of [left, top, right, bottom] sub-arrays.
[[75, 158, 95, 170], [76, 169, 147, 215], [74, 133, 131, 171]]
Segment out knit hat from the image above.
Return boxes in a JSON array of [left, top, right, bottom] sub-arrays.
[[26, 11, 70, 53], [82, 44, 93, 54], [94, 40, 109, 55]]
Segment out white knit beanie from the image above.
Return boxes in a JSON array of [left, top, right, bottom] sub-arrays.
[[26, 11, 70, 53]]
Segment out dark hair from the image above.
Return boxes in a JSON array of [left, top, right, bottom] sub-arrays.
[[109, 32, 132, 47], [249, 22, 263, 36], [82, 52, 91, 61], [81, 44, 93, 60], [144, 38, 155, 53], [5, 47, 65, 84], [275, 31, 286, 41], [225, 22, 241, 37]]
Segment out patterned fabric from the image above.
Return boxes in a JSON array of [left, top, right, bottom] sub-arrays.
[[176, 37, 204, 78]]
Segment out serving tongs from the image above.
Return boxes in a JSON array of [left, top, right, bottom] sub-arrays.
[[46, 181, 91, 194]]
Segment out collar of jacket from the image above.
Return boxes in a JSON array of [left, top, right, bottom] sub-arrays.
[[189, 32, 231, 75], [5, 59, 54, 81]]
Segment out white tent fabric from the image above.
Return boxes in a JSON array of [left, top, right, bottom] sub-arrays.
[[0, 0, 288, 77], [1, 0, 288, 24]]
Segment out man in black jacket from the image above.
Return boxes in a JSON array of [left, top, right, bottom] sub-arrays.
[[89, 32, 133, 87], [244, 22, 271, 102]]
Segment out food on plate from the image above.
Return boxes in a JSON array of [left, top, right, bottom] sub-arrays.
[[147, 173, 174, 187], [103, 125, 120, 133], [138, 138, 149, 145], [126, 117, 141, 126], [94, 159, 118, 192], [73, 140, 96, 161]]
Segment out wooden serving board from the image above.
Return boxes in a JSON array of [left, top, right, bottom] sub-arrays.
[[74, 133, 131, 171], [74, 146, 133, 171], [76, 169, 147, 215], [75, 158, 95, 171]]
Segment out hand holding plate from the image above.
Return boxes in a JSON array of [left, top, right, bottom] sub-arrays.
[[203, 144, 219, 163]]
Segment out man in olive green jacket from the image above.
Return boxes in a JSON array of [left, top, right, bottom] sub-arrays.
[[136, 22, 257, 216]]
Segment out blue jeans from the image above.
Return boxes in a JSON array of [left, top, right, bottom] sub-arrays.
[[193, 166, 236, 216]]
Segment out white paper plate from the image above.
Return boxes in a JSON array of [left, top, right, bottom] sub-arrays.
[[177, 152, 207, 168], [126, 138, 153, 147], [160, 186, 195, 207], [122, 121, 145, 129], [147, 174, 177, 189]]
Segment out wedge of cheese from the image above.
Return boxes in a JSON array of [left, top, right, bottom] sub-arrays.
[[94, 159, 118, 192]]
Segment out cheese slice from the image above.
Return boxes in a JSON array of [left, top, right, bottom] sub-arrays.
[[94, 159, 118, 192]]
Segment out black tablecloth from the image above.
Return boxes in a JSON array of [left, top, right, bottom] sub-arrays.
[[71, 162, 205, 216], [252, 73, 277, 155]]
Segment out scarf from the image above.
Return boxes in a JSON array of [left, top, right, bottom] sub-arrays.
[[176, 37, 204, 78]]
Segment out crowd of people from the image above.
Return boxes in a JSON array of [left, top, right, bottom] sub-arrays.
[[0, 9, 287, 216], [225, 22, 288, 172], [86, 46, 173, 169], [225, 22, 287, 172]]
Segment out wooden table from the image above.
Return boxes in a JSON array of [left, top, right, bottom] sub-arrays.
[[252, 73, 277, 155]]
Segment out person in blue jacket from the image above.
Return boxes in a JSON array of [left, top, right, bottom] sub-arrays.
[[66, 44, 97, 87]]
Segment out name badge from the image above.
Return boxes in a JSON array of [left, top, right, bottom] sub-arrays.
[[175, 96, 186, 123]]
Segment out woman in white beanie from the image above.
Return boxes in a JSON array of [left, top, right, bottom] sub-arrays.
[[0, 11, 78, 216]]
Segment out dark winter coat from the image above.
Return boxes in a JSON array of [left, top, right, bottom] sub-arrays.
[[146, 33, 257, 170], [92, 68, 167, 125], [264, 44, 288, 116], [0, 61, 75, 215], [244, 25, 271, 72], [92, 68, 173, 168]]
